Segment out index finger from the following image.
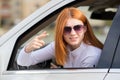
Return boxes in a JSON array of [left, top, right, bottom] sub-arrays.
[[37, 31, 49, 40]]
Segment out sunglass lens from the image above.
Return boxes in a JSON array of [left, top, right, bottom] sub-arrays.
[[64, 25, 84, 34], [74, 25, 81, 31], [64, 27, 71, 33]]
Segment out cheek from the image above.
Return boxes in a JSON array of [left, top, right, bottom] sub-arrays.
[[78, 31, 86, 40], [63, 35, 68, 41], [63, 35, 71, 44], [80, 28, 86, 36]]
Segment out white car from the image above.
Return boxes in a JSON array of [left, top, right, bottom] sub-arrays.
[[0, 0, 120, 80]]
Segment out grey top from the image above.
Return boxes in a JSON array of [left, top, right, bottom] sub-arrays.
[[17, 41, 102, 68]]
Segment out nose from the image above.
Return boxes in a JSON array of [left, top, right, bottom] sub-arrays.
[[70, 28, 76, 35]]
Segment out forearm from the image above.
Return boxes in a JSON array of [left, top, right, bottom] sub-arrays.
[[17, 48, 35, 66], [17, 42, 55, 66]]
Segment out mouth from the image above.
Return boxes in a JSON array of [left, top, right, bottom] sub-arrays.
[[69, 37, 78, 41]]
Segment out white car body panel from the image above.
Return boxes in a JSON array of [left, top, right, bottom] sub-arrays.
[[104, 69, 120, 80], [1, 69, 108, 80], [1, 0, 120, 80]]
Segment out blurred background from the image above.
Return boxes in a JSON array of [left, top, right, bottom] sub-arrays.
[[0, 0, 50, 36]]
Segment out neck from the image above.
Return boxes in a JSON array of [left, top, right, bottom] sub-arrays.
[[69, 44, 80, 51]]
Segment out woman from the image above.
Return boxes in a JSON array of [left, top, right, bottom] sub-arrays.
[[17, 7, 103, 68]]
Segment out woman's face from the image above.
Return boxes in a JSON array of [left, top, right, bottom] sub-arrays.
[[63, 18, 86, 49]]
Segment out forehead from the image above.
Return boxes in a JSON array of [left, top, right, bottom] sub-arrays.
[[66, 18, 84, 26]]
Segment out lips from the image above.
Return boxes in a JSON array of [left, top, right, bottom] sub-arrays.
[[69, 37, 78, 41]]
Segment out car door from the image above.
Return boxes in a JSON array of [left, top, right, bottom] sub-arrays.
[[0, 0, 115, 80], [103, 5, 120, 80]]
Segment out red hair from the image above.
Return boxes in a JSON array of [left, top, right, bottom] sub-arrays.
[[55, 7, 103, 66]]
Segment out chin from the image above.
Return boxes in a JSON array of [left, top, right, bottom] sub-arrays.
[[70, 42, 79, 46]]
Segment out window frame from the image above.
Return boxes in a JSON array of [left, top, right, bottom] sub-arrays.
[[7, 0, 116, 70]]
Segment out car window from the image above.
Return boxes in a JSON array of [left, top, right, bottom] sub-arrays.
[[15, 22, 55, 70], [7, 6, 113, 70]]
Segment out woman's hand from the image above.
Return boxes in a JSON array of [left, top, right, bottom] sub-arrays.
[[25, 31, 49, 53]]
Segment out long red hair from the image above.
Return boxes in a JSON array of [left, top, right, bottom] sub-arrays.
[[55, 7, 103, 66]]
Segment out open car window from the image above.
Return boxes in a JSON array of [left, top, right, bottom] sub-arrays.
[[7, 6, 114, 70], [15, 22, 55, 70]]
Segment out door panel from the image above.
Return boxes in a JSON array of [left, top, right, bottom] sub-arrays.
[[104, 5, 120, 80], [2, 69, 108, 80]]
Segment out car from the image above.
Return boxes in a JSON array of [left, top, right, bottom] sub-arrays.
[[0, 0, 120, 80]]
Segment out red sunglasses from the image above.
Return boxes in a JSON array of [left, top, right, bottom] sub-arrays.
[[63, 25, 85, 34]]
